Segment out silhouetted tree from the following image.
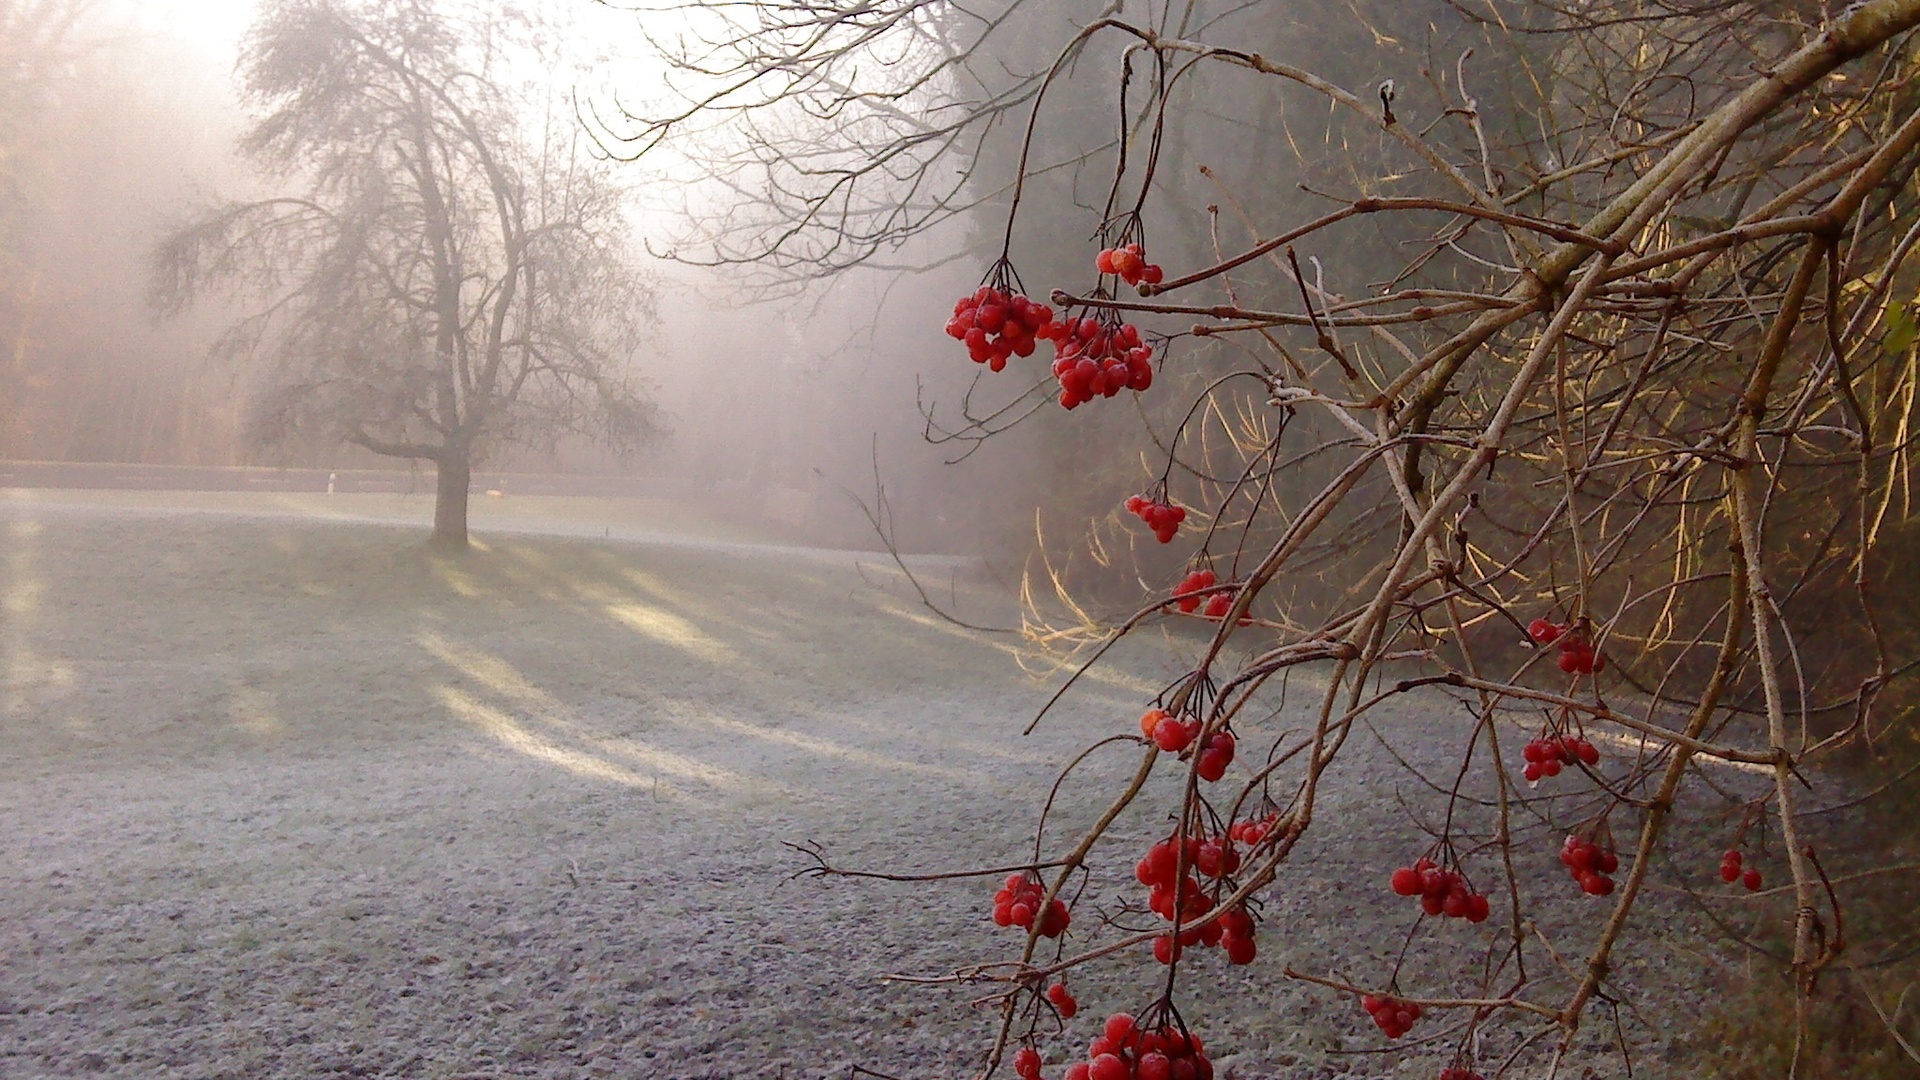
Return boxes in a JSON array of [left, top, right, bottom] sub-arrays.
[[155, 0, 658, 548]]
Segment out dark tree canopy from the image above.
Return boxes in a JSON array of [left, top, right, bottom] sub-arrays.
[[154, 0, 659, 548]]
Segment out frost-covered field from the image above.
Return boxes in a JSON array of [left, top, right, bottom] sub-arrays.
[[0, 492, 1731, 1079]]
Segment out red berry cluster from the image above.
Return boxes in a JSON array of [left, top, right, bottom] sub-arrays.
[[1529, 618, 1604, 674], [1016, 1046, 1045, 1080], [1439, 1069, 1486, 1080], [1719, 849, 1762, 891], [1051, 317, 1154, 408], [1134, 837, 1258, 964], [947, 286, 1058, 371], [1097, 243, 1165, 287], [1126, 495, 1186, 543], [1197, 587, 1252, 625], [1194, 731, 1235, 781], [1171, 569, 1217, 612], [1062, 1014, 1213, 1080], [1141, 713, 1236, 777], [1388, 858, 1491, 922], [1362, 994, 1421, 1038], [1228, 815, 1275, 846], [1561, 835, 1619, 895], [1047, 982, 1079, 1018], [993, 872, 1071, 936], [1521, 735, 1599, 781], [1139, 708, 1196, 751]]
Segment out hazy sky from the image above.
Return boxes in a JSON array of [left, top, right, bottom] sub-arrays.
[[142, 0, 256, 58]]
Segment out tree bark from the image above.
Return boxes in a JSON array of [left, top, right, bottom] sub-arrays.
[[431, 449, 470, 550]]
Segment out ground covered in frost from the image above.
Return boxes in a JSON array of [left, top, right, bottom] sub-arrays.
[[0, 490, 1780, 1078]]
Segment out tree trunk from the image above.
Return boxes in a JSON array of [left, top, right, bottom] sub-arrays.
[[431, 450, 471, 550]]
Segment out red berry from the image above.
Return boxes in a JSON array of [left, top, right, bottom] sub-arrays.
[[1047, 983, 1078, 1018], [1153, 716, 1195, 753], [1743, 867, 1762, 891], [1014, 1046, 1042, 1079], [1390, 867, 1421, 895]]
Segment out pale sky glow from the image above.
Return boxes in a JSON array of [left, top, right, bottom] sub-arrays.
[[140, 0, 257, 60]]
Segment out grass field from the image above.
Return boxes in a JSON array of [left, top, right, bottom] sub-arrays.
[[0, 490, 1736, 1079]]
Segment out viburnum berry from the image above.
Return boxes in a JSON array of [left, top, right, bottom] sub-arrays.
[[1521, 734, 1600, 782], [992, 872, 1072, 936], [1557, 631, 1604, 674], [1388, 857, 1490, 923], [1193, 837, 1240, 879], [1193, 730, 1235, 782], [1717, 848, 1763, 891], [1561, 835, 1619, 895], [1530, 616, 1606, 673], [1719, 848, 1743, 883], [1014, 1045, 1044, 1080], [1151, 714, 1200, 753], [1050, 315, 1154, 408], [1218, 904, 1258, 965], [1067, 1015, 1212, 1080], [1229, 815, 1276, 846], [946, 284, 1058, 372], [1047, 981, 1079, 1019], [1362, 994, 1422, 1038], [1135, 833, 1254, 963], [1171, 568, 1217, 613], [1198, 586, 1253, 625], [1125, 494, 1186, 543], [1096, 242, 1165, 288]]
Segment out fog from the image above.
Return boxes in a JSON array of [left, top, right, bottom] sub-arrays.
[[0, 0, 1074, 562]]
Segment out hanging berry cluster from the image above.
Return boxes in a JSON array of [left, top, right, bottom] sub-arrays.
[[1388, 857, 1491, 923], [1125, 494, 1186, 543], [1051, 316, 1155, 408], [1170, 568, 1217, 612], [1139, 713, 1237, 778], [1529, 617, 1604, 674], [1719, 848, 1763, 891], [1561, 835, 1619, 895], [1061, 1013, 1214, 1080], [992, 872, 1072, 937], [1228, 815, 1276, 846], [1046, 982, 1079, 1018], [946, 285, 1059, 371], [1132, 836, 1259, 965], [1138, 708, 1194, 751], [1193, 731, 1235, 781], [1521, 735, 1599, 781], [1362, 994, 1422, 1039], [1200, 587, 1250, 625], [1097, 242, 1164, 287]]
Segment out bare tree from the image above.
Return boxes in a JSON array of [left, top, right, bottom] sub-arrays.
[[611, 0, 1920, 1075], [154, 0, 659, 549]]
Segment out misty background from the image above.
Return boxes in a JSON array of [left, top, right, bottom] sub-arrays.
[[0, 0, 1469, 566]]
